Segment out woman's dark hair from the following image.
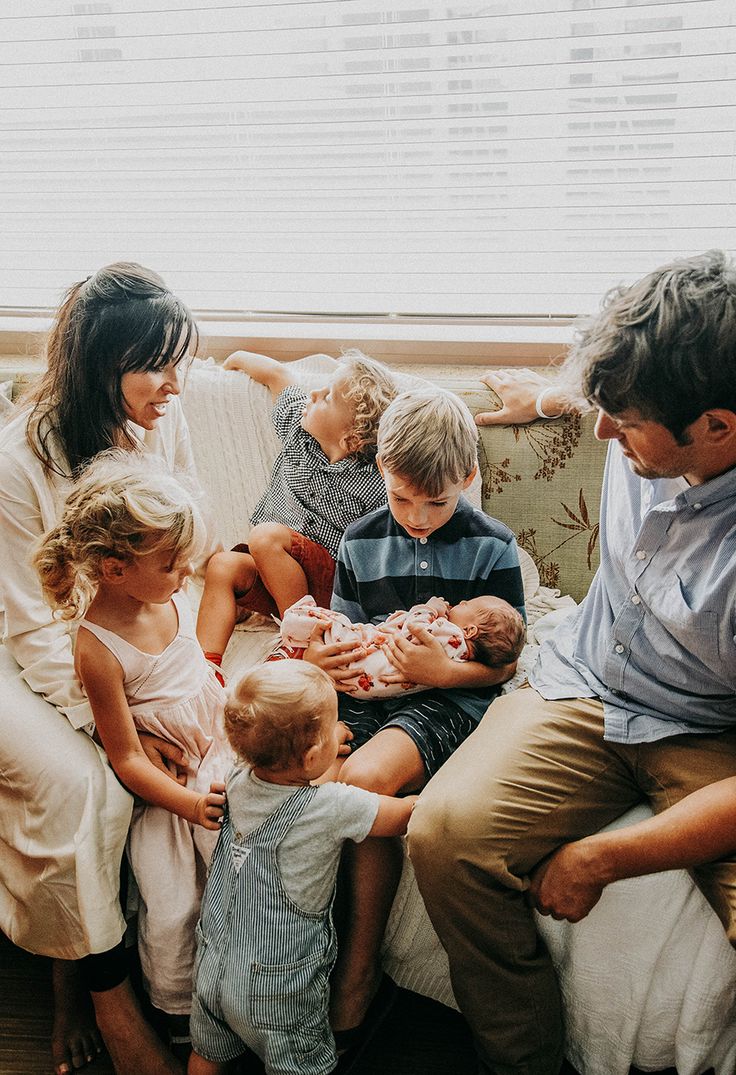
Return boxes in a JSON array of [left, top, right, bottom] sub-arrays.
[[26, 262, 197, 476], [563, 250, 736, 442]]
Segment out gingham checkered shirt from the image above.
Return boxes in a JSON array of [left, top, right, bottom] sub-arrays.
[[250, 385, 387, 558]]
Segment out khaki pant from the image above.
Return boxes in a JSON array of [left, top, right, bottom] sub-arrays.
[[408, 687, 736, 1075]]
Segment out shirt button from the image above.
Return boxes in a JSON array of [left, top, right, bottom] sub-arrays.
[[631, 595, 641, 605], [420, 537, 428, 545], [636, 550, 646, 560], [615, 644, 625, 654], [420, 560, 428, 570], [692, 502, 702, 510]]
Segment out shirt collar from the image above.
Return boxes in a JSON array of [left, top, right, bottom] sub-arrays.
[[675, 461, 736, 511]]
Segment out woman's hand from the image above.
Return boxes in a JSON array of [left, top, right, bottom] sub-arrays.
[[475, 368, 565, 427], [193, 782, 227, 831], [138, 733, 189, 786], [302, 621, 365, 693]]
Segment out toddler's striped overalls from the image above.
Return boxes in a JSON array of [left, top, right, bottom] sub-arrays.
[[190, 785, 338, 1074]]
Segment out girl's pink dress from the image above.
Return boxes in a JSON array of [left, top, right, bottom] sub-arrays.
[[79, 589, 232, 1015]]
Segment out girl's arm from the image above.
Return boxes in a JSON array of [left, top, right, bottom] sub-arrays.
[[223, 350, 295, 401], [77, 632, 225, 830], [369, 793, 418, 837]]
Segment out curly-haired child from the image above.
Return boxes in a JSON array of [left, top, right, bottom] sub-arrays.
[[196, 349, 397, 671]]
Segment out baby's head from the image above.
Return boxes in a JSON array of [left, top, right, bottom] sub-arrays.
[[301, 350, 397, 462], [448, 596, 525, 668], [376, 388, 478, 539], [225, 660, 340, 779], [34, 451, 203, 619]]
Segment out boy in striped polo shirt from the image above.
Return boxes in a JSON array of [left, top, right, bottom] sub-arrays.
[[304, 388, 525, 1044]]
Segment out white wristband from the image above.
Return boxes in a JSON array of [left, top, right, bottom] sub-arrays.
[[535, 386, 563, 420]]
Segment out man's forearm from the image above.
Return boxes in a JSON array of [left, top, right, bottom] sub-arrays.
[[580, 777, 736, 886]]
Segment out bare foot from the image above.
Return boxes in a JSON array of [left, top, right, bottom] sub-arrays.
[[51, 959, 104, 1074]]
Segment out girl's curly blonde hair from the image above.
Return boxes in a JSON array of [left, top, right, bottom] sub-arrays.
[[34, 450, 204, 620], [339, 349, 398, 462]]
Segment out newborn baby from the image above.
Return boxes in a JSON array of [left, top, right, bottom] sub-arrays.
[[278, 594, 525, 699]]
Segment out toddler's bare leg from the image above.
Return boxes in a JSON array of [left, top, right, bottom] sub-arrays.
[[247, 522, 310, 616], [196, 551, 257, 656]]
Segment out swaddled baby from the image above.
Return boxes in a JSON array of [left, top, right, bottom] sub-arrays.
[[278, 594, 525, 699]]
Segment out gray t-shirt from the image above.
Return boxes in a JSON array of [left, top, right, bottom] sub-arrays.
[[226, 767, 380, 913]]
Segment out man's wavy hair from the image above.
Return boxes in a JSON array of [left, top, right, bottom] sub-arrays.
[[562, 250, 736, 442]]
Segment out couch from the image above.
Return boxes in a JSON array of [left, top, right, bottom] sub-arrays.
[[2, 354, 736, 1075]]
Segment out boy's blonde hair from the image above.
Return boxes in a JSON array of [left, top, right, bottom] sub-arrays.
[[339, 349, 397, 461], [225, 660, 336, 770], [377, 388, 478, 496], [34, 451, 204, 619]]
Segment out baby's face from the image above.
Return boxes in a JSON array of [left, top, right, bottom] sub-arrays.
[[448, 595, 505, 630]]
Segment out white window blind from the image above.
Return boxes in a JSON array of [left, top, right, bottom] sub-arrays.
[[1, 0, 734, 317]]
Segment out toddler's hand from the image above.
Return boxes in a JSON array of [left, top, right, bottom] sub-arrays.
[[194, 782, 227, 830], [336, 720, 354, 756]]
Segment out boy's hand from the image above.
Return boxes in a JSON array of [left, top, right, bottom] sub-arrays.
[[303, 621, 365, 693], [194, 782, 227, 831], [380, 625, 453, 688]]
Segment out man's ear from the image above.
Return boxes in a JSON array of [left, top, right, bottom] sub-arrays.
[[463, 624, 479, 640], [100, 556, 128, 583], [462, 464, 478, 490], [702, 409, 736, 442]]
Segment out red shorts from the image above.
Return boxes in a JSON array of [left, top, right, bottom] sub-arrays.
[[232, 530, 336, 617]]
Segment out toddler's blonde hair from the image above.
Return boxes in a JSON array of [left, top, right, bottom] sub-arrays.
[[339, 349, 398, 461], [377, 388, 478, 497], [34, 450, 204, 619], [225, 660, 336, 771]]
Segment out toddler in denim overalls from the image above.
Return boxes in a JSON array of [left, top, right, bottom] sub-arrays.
[[189, 660, 416, 1075]]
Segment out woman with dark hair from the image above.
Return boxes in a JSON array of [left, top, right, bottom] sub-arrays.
[[0, 263, 215, 1075]]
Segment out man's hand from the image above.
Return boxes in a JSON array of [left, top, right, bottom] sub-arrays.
[[302, 621, 365, 693], [380, 625, 452, 688], [528, 840, 606, 923], [138, 733, 189, 785], [475, 368, 565, 427], [193, 782, 227, 831]]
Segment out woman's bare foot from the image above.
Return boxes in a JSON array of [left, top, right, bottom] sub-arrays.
[[51, 959, 104, 1074]]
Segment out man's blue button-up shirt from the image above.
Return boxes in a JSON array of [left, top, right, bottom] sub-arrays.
[[530, 440, 736, 743]]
